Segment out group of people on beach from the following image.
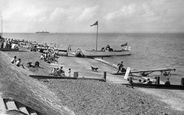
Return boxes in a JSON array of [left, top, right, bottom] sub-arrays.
[[0, 37, 19, 49], [117, 60, 171, 86], [40, 52, 58, 63], [50, 66, 65, 77], [50, 66, 71, 77], [0, 35, 38, 50], [11, 56, 25, 69]]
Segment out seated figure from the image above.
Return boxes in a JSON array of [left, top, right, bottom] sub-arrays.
[[165, 78, 171, 85], [16, 58, 25, 69], [11, 56, 17, 64]]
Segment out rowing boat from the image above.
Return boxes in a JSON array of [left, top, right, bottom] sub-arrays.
[[0, 48, 19, 51], [75, 49, 131, 57]]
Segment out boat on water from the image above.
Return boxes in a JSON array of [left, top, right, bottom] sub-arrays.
[[36, 31, 49, 33], [74, 21, 131, 57], [74, 44, 131, 57]]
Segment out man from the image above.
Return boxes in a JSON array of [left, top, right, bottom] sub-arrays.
[[117, 61, 126, 73]]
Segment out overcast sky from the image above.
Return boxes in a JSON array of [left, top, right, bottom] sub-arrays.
[[0, 0, 184, 33]]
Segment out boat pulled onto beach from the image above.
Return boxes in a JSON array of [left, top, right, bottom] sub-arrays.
[[74, 44, 131, 57], [0, 48, 19, 51], [75, 49, 131, 57]]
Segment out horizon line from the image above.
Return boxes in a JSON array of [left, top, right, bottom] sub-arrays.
[[1, 32, 184, 34]]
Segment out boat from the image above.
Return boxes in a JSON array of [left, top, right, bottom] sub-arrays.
[[74, 21, 131, 57], [54, 49, 68, 56], [0, 48, 19, 51], [36, 31, 49, 33], [75, 49, 131, 57], [75, 44, 131, 57], [29, 75, 105, 81]]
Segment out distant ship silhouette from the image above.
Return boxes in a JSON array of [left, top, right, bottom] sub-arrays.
[[36, 31, 49, 33]]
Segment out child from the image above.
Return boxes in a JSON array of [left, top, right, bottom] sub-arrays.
[[68, 68, 71, 77]]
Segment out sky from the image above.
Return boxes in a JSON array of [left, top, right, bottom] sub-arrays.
[[0, 0, 184, 33]]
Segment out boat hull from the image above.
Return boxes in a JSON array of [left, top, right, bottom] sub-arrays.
[[0, 48, 19, 51], [80, 50, 131, 57]]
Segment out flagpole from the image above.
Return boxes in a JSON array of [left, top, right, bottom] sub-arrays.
[[1, 15, 3, 37], [96, 23, 98, 51]]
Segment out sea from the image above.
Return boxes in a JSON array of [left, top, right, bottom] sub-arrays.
[[3, 33, 184, 85]]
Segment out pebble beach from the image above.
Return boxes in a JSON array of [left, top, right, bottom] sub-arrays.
[[2, 50, 184, 115]]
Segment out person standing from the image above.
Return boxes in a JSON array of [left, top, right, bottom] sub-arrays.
[[68, 68, 71, 77], [117, 61, 126, 73]]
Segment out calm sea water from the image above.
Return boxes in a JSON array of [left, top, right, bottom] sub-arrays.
[[3, 33, 184, 85]]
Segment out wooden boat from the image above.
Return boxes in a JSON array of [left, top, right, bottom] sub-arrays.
[[0, 48, 19, 51], [75, 49, 131, 57], [111, 72, 126, 75], [80, 21, 131, 58], [55, 49, 68, 56], [29, 75, 105, 81]]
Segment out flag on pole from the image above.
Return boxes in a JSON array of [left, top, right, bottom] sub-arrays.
[[90, 21, 98, 26], [121, 42, 128, 47]]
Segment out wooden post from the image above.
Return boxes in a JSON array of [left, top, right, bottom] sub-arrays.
[[103, 71, 106, 82], [181, 78, 184, 86], [155, 76, 160, 85], [74, 72, 78, 78]]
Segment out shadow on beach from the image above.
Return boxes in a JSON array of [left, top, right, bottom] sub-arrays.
[[128, 83, 184, 90]]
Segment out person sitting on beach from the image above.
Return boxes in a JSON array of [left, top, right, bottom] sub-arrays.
[[101, 47, 105, 51], [34, 61, 39, 67], [146, 78, 152, 84], [126, 76, 134, 88], [16, 58, 25, 69], [40, 54, 45, 60], [117, 61, 126, 73], [57, 66, 65, 77], [165, 78, 171, 86], [50, 67, 58, 76], [11, 56, 17, 64]]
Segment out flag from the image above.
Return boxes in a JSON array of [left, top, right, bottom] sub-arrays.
[[121, 42, 128, 47], [90, 21, 98, 26]]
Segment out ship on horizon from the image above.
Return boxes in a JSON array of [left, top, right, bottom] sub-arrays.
[[36, 31, 49, 33]]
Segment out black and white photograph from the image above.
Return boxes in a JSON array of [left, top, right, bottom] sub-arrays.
[[0, 0, 184, 115]]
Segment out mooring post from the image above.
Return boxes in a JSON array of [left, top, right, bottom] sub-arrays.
[[181, 78, 184, 86], [74, 72, 78, 78], [103, 71, 106, 82], [155, 76, 160, 85]]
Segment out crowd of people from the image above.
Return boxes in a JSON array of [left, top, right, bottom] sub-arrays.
[[0, 38, 19, 49], [0, 36, 40, 50], [40, 51, 59, 63]]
